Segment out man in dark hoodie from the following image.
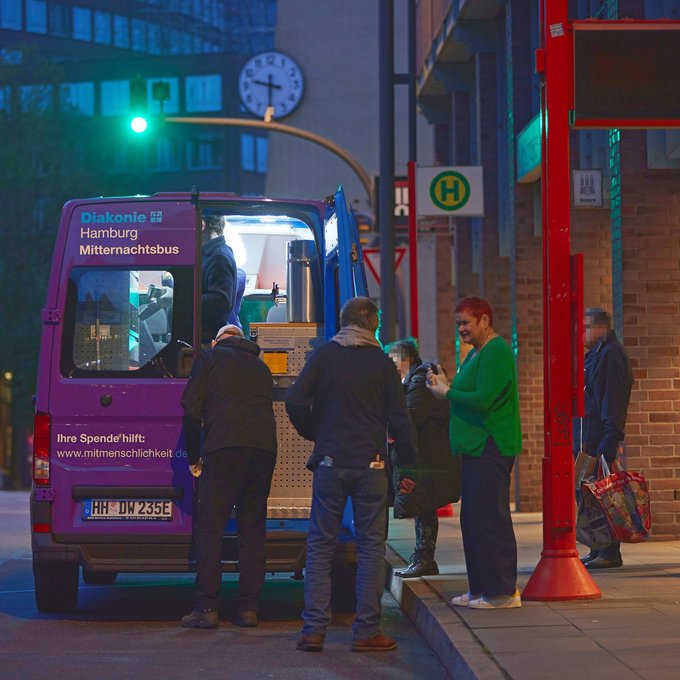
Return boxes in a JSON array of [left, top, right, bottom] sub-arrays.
[[574, 307, 634, 570], [180, 324, 277, 629], [286, 296, 417, 653]]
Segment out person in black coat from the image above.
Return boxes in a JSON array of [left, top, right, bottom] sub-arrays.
[[574, 308, 633, 570], [387, 338, 461, 578], [180, 324, 277, 629], [201, 215, 237, 344]]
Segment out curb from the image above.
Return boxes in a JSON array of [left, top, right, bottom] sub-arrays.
[[385, 546, 506, 680]]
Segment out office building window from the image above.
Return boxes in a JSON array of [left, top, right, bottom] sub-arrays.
[[147, 77, 179, 115], [241, 134, 254, 172], [0, 86, 10, 111], [148, 23, 161, 54], [147, 136, 181, 172], [240, 133, 267, 174], [187, 134, 222, 170], [60, 82, 95, 116], [27, 0, 47, 34], [185, 75, 221, 113], [1, 48, 22, 64], [72, 6, 91, 41], [94, 11, 111, 44], [256, 136, 268, 173], [113, 15, 130, 48], [0, 0, 21, 30], [49, 3, 70, 37], [131, 19, 146, 52], [101, 80, 129, 116], [20, 84, 53, 112]]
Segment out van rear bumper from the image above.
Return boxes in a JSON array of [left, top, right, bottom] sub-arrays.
[[31, 531, 308, 574]]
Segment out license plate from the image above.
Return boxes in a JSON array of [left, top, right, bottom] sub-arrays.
[[82, 499, 173, 521]]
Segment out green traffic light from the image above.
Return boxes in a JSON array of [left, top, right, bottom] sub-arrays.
[[130, 116, 148, 134]]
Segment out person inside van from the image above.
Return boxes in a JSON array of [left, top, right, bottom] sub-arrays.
[[201, 215, 237, 344]]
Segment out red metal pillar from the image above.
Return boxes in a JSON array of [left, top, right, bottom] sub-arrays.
[[521, 0, 600, 601], [407, 160, 419, 338]]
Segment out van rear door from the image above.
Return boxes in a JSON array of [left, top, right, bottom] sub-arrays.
[[323, 187, 368, 339], [46, 198, 197, 544]]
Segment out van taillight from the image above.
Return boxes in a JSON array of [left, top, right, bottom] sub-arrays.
[[33, 412, 51, 486]]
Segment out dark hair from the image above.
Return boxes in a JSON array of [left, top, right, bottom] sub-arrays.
[[585, 307, 611, 329], [386, 337, 421, 367], [203, 214, 224, 237], [455, 296, 493, 327], [340, 296, 379, 331]]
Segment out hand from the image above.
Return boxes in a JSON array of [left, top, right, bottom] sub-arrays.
[[399, 477, 417, 495], [426, 366, 450, 399], [189, 460, 202, 478]]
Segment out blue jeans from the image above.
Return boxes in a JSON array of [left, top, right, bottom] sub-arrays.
[[302, 464, 388, 640]]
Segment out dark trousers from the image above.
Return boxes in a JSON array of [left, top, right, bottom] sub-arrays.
[[194, 447, 276, 612], [460, 437, 517, 597]]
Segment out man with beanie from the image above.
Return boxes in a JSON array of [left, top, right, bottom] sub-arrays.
[[180, 324, 277, 629]]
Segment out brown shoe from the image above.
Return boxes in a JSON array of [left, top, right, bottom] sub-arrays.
[[351, 632, 397, 653], [296, 633, 325, 652]]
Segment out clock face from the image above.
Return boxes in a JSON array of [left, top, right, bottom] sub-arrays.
[[238, 51, 305, 120]]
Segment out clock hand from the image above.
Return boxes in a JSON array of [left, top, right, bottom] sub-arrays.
[[253, 79, 282, 89]]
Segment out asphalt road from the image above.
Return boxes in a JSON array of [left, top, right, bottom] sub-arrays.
[[0, 491, 446, 679]]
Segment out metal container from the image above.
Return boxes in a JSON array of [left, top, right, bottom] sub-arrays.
[[286, 239, 317, 322]]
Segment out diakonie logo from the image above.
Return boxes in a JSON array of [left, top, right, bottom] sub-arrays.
[[81, 211, 148, 224]]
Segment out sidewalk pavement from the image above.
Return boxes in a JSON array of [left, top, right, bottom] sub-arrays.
[[386, 508, 680, 680]]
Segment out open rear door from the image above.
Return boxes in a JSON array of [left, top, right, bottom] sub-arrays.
[[323, 186, 368, 340]]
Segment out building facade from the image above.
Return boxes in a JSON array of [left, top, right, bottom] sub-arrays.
[[415, 0, 680, 537]]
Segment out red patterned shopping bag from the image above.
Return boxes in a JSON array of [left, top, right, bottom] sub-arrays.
[[583, 459, 651, 543]]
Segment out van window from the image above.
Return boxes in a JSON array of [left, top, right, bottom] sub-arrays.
[[60, 267, 193, 377]]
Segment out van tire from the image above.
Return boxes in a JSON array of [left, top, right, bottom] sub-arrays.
[[82, 568, 117, 586], [33, 560, 79, 613]]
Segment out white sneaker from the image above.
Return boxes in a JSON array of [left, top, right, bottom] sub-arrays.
[[468, 588, 522, 609], [450, 591, 481, 607]]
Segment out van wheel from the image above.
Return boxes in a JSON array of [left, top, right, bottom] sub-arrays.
[[330, 561, 357, 614], [33, 560, 79, 613], [82, 568, 117, 586]]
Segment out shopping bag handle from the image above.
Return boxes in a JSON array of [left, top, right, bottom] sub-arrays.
[[597, 455, 611, 478]]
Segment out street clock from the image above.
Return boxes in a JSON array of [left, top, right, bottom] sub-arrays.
[[238, 51, 305, 120]]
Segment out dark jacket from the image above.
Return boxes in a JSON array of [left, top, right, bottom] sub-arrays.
[[392, 362, 461, 517], [285, 340, 418, 470], [201, 235, 237, 342], [574, 330, 634, 463], [227, 267, 247, 328], [181, 336, 276, 464]]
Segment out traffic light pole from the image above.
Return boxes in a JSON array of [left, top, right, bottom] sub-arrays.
[[164, 116, 371, 201], [521, 0, 600, 601]]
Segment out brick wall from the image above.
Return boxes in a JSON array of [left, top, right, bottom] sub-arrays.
[[619, 130, 680, 539]]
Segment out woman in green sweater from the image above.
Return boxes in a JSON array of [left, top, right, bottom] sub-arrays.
[[428, 297, 522, 609]]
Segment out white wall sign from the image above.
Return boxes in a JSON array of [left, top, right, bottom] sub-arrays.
[[572, 169, 603, 208], [416, 166, 484, 217]]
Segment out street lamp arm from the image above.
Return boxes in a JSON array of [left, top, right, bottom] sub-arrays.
[[164, 116, 372, 200]]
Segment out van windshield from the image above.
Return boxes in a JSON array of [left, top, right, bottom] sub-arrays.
[[61, 267, 192, 377]]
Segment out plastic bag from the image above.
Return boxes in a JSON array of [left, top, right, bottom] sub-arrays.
[[586, 459, 651, 543]]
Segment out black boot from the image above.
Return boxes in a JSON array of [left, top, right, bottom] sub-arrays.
[[394, 552, 439, 578]]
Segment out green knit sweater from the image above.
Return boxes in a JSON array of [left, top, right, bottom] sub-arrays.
[[446, 335, 522, 457]]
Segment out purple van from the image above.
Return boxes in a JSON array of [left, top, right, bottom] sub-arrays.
[[31, 188, 367, 612]]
